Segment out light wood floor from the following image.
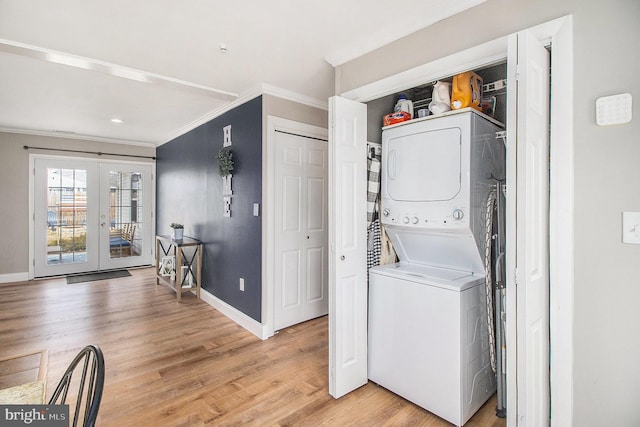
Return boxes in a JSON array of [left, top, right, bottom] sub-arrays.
[[0, 267, 506, 426]]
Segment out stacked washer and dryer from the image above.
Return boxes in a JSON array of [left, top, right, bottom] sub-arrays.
[[368, 108, 506, 426]]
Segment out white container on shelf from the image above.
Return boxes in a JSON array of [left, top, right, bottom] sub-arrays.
[[394, 94, 414, 118]]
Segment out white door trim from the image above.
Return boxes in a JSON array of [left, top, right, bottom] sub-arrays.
[[264, 116, 328, 339], [338, 15, 574, 426]]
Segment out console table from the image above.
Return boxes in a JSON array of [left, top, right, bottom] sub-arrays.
[[155, 235, 202, 302]]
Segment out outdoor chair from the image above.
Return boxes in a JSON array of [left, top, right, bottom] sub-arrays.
[[109, 223, 136, 256]]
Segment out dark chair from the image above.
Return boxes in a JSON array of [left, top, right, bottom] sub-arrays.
[[48, 345, 105, 427]]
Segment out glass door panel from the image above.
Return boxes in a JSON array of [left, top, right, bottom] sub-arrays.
[[99, 163, 153, 270], [35, 158, 99, 277], [46, 168, 88, 265]]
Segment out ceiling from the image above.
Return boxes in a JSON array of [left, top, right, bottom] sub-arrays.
[[0, 0, 484, 147]]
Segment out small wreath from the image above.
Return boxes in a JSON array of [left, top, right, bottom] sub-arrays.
[[217, 148, 234, 177]]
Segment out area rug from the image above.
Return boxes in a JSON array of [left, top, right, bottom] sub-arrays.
[[67, 269, 131, 284]]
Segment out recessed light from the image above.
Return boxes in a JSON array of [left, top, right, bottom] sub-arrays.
[[111, 67, 149, 83], [46, 52, 92, 70], [111, 118, 123, 124]]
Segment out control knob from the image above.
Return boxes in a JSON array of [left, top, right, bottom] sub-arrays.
[[411, 217, 419, 224], [403, 216, 410, 224], [452, 209, 464, 220], [383, 209, 390, 217]]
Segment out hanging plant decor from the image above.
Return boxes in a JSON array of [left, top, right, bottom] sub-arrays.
[[217, 148, 234, 177]]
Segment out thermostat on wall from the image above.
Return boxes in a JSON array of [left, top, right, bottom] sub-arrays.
[[596, 93, 632, 126]]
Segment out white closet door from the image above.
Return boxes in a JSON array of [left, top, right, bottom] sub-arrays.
[[328, 96, 368, 398], [274, 131, 328, 330], [506, 30, 551, 426]]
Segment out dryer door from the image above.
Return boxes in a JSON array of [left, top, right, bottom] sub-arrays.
[[384, 127, 462, 202]]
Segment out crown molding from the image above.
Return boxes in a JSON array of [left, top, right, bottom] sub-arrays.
[[260, 84, 328, 111], [0, 126, 156, 148], [160, 84, 328, 146]]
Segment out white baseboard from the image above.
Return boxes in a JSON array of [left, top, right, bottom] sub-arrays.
[[0, 272, 29, 284], [200, 288, 269, 340]]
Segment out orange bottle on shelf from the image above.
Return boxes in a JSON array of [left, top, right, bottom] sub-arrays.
[[451, 71, 483, 111]]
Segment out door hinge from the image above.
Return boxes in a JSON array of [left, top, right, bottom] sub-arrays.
[[514, 267, 519, 285], [33, 258, 35, 267]]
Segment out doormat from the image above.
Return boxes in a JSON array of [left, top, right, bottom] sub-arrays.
[[67, 269, 131, 284]]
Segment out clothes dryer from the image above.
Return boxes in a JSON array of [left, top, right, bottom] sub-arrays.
[[380, 108, 505, 272]]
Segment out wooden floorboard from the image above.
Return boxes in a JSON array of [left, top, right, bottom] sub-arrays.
[[0, 267, 506, 426]]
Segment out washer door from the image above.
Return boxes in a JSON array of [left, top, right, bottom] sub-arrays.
[[384, 127, 461, 202]]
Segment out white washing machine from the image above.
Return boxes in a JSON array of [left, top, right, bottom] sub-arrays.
[[368, 263, 496, 426]]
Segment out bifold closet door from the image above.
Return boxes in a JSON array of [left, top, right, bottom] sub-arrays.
[[328, 96, 368, 399], [506, 29, 551, 426], [273, 130, 328, 331]]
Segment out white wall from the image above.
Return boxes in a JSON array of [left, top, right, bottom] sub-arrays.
[[335, 1, 640, 425]]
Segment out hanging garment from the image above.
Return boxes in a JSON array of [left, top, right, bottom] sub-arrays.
[[367, 149, 381, 224], [366, 145, 382, 269], [367, 219, 382, 270]]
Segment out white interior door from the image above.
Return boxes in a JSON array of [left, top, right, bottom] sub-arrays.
[[34, 157, 99, 277], [99, 163, 154, 270], [506, 30, 551, 426], [274, 131, 328, 330], [328, 96, 368, 398]]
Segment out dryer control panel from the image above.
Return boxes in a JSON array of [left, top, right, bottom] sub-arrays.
[[381, 205, 469, 230]]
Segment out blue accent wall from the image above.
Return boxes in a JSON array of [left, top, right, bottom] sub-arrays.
[[156, 96, 262, 321]]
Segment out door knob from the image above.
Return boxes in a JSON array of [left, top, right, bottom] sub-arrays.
[[340, 255, 345, 260], [101, 222, 106, 227]]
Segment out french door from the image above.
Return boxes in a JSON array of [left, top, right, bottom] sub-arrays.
[[33, 156, 154, 278]]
